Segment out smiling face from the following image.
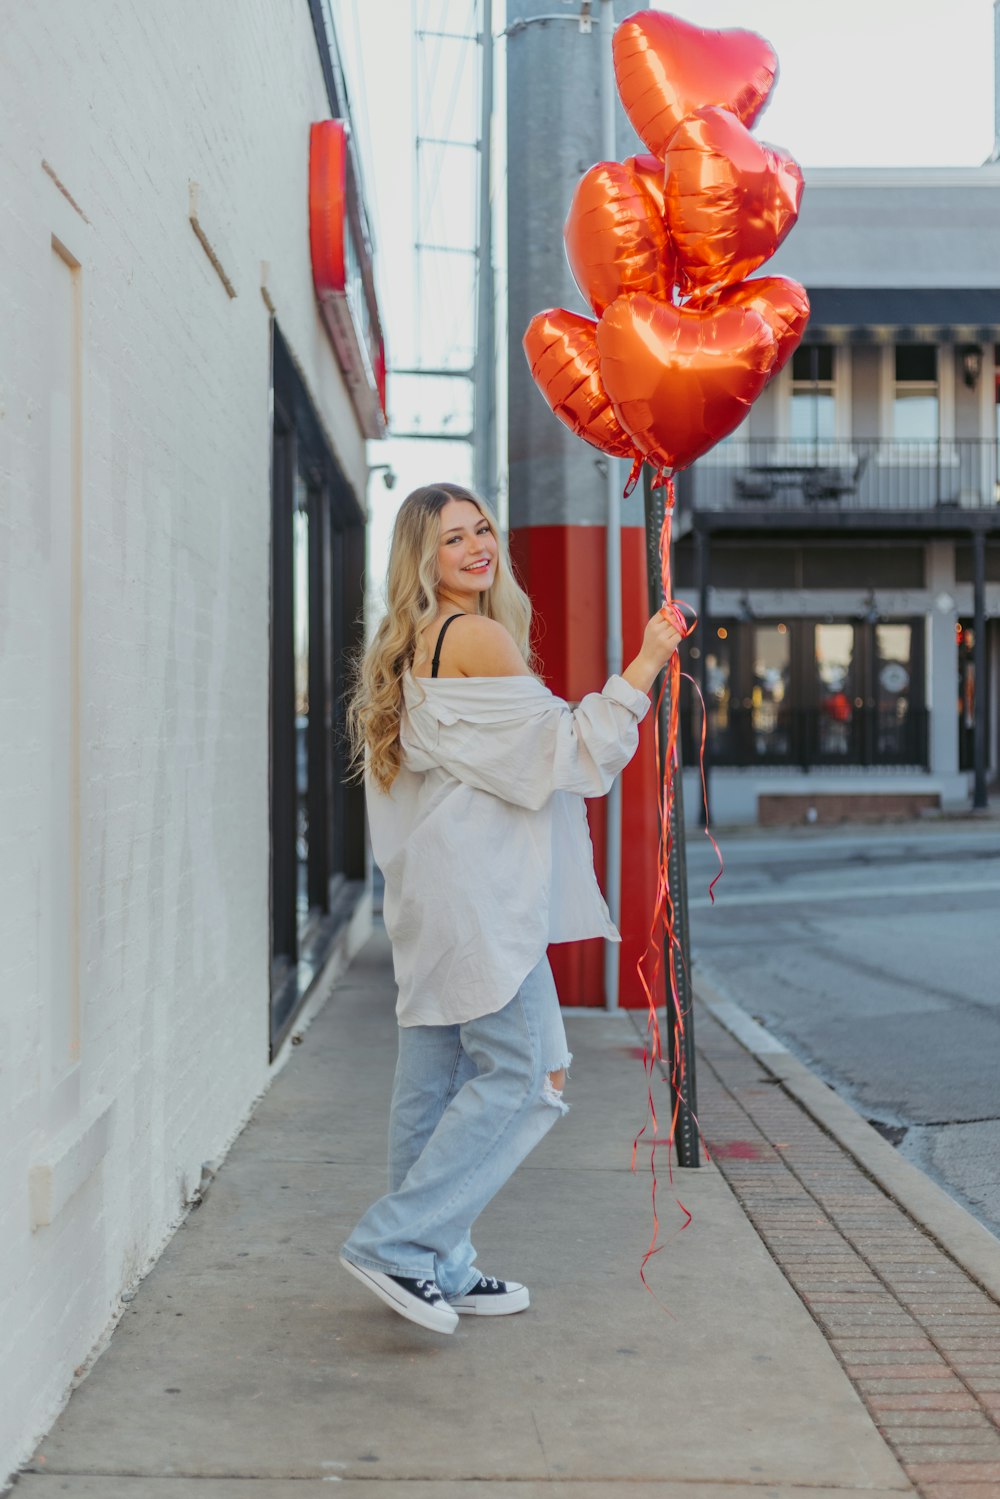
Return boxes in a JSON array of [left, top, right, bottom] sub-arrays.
[[435, 498, 498, 609]]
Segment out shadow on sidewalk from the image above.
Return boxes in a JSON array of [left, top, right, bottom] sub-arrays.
[[17, 928, 911, 1497]]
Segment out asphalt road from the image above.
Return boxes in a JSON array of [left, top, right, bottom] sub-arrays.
[[687, 817, 1000, 1238]]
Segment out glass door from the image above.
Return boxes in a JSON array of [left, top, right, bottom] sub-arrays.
[[292, 466, 340, 943], [813, 622, 858, 762], [681, 622, 738, 764], [292, 473, 312, 930], [958, 620, 977, 772], [751, 623, 792, 761], [874, 621, 919, 764], [269, 328, 367, 1057], [691, 616, 927, 770]]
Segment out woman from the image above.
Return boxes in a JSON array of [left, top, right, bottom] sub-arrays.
[[340, 481, 682, 1335]]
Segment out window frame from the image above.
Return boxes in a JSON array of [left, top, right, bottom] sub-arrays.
[[269, 325, 367, 1058], [891, 343, 940, 443], [881, 341, 955, 447], [681, 615, 928, 771], [775, 341, 850, 451]]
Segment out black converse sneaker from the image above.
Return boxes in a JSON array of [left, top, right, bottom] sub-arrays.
[[339, 1254, 459, 1334], [448, 1275, 531, 1316]]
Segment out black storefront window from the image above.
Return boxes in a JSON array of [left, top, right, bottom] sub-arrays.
[[682, 617, 927, 771], [269, 326, 366, 1056]]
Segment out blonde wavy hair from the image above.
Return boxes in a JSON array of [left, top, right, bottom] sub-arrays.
[[348, 482, 535, 792]]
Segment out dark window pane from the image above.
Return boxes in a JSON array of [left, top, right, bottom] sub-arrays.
[[674, 538, 696, 588], [710, 545, 797, 589], [801, 545, 925, 589], [955, 543, 1000, 583], [791, 344, 834, 382], [895, 344, 937, 382], [292, 484, 310, 927]]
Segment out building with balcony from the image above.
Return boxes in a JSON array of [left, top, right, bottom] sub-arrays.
[[675, 166, 1000, 825]]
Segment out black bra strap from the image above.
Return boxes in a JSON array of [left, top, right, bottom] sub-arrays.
[[431, 613, 464, 678]]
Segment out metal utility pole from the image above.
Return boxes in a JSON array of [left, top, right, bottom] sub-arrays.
[[473, 0, 496, 503], [644, 470, 699, 1169], [505, 1, 701, 1055], [600, 0, 623, 1010], [505, 1, 609, 530], [505, 0, 619, 1015]]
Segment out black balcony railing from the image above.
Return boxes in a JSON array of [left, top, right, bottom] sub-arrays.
[[679, 438, 1000, 513], [680, 705, 930, 771]]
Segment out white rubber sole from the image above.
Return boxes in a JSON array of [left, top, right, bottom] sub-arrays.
[[450, 1283, 531, 1316], [338, 1254, 458, 1334]]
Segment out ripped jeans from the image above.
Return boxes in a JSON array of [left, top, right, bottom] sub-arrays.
[[340, 956, 572, 1299]]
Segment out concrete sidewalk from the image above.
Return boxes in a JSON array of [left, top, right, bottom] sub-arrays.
[[13, 928, 934, 1497]]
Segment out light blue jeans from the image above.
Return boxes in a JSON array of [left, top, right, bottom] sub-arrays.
[[341, 956, 572, 1299]]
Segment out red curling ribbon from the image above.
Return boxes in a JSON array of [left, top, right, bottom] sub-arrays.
[[631, 476, 722, 1299], [623, 455, 644, 497]]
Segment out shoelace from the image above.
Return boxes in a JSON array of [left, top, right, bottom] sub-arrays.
[[415, 1279, 442, 1302]]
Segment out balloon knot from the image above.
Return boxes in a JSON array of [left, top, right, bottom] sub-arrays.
[[651, 469, 676, 506]]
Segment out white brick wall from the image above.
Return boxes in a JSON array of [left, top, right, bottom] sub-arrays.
[[0, 0, 370, 1479]]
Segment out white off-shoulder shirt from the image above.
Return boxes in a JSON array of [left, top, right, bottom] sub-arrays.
[[366, 671, 651, 1027]]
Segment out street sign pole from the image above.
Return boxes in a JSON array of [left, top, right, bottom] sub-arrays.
[[643, 470, 700, 1168]]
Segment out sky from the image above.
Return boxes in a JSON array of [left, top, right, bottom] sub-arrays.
[[334, 0, 998, 593]]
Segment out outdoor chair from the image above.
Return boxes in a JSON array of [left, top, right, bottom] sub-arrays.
[[802, 451, 870, 502], [734, 473, 776, 501]]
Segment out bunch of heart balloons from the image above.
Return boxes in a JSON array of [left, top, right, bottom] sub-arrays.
[[523, 9, 811, 482]]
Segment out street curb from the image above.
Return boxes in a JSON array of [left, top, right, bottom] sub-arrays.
[[695, 976, 1000, 1306]]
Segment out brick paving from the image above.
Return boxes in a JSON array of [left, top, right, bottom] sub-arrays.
[[694, 1004, 1000, 1497]]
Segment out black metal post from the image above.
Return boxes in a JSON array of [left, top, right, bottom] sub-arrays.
[[972, 527, 989, 811], [643, 472, 700, 1168]]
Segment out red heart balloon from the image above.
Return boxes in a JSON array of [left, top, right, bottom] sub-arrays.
[[523, 308, 638, 460], [614, 10, 777, 160], [595, 293, 777, 472], [689, 276, 810, 376], [664, 107, 803, 295], [564, 159, 674, 317], [623, 152, 667, 220]]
